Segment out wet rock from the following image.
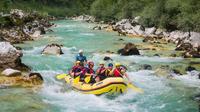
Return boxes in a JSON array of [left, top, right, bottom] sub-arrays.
[[106, 50, 114, 54], [142, 64, 152, 70], [28, 72, 43, 81], [193, 94, 200, 102], [118, 43, 140, 56], [42, 43, 63, 55], [103, 56, 113, 61], [0, 72, 43, 87], [172, 69, 182, 75], [153, 54, 160, 57], [0, 42, 29, 71], [1, 68, 21, 77], [185, 66, 196, 72], [93, 26, 101, 30], [118, 38, 124, 41], [183, 49, 200, 58], [142, 36, 155, 42], [175, 42, 192, 51]]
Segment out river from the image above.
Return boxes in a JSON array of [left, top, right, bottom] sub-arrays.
[[1, 20, 199, 112]]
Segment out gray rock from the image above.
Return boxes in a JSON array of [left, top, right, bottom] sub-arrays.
[[145, 27, 156, 35], [189, 32, 200, 47], [42, 43, 63, 55], [155, 28, 164, 36], [1, 68, 21, 77], [0, 42, 26, 69]]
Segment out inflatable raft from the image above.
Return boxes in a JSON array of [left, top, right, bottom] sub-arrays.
[[56, 74, 128, 95]]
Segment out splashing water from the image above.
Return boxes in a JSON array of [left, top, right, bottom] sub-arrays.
[[2, 20, 199, 112]]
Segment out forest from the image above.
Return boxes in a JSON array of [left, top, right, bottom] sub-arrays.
[[0, 0, 200, 32]]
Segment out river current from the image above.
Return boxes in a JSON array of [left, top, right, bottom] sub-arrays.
[[0, 20, 199, 112]]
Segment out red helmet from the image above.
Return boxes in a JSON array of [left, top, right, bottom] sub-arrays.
[[88, 61, 94, 66]]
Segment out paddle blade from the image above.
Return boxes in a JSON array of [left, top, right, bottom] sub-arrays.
[[73, 76, 80, 84], [128, 84, 144, 93], [84, 76, 91, 83], [56, 74, 68, 80]]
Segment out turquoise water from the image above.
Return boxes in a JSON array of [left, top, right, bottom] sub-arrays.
[[1, 20, 200, 112]]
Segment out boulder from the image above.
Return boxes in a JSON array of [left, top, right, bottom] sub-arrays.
[[175, 43, 193, 51], [28, 72, 43, 81], [172, 69, 182, 75], [1, 68, 21, 77], [145, 27, 156, 35], [155, 28, 164, 36], [42, 43, 63, 55], [103, 56, 113, 61], [185, 66, 196, 72], [189, 32, 200, 47], [142, 64, 152, 70], [72, 15, 95, 23], [0, 42, 29, 70], [118, 43, 140, 56], [169, 31, 189, 42], [10, 9, 25, 19], [93, 26, 101, 30], [183, 49, 200, 58], [0, 72, 43, 87]]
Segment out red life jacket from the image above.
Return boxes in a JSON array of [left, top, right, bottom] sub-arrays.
[[113, 68, 122, 77], [97, 67, 106, 75], [87, 68, 95, 74]]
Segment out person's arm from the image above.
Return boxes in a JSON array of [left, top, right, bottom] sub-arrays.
[[96, 68, 100, 75], [100, 68, 106, 74], [124, 73, 131, 83], [108, 69, 114, 76]]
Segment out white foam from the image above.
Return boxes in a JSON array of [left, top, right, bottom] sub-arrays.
[[80, 33, 95, 36]]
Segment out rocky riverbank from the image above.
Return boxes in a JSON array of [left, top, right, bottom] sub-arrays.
[[0, 9, 53, 87], [0, 9, 53, 44], [0, 42, 43, 87], [72, 15, 200, 58]]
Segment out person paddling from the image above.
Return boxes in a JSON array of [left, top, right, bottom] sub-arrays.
[[85, 61, 96, 83], [95, 61, 107, 82], [76, 49, 87, 65], [113, 63, 131, 83], [105, 63, 114, 77], [69, 61, 81, 78]]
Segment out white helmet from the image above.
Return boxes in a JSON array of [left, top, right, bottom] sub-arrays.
[[79, 49, 83, 53]]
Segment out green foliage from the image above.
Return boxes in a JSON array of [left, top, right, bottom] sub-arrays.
[[0, 0, 199, 31]]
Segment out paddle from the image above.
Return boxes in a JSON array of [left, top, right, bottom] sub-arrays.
[[116, 68, 144, 93], [73, 75, 80, 84], [84, 73, 94, 83], [127, 82, 144, 93], [56, 74, 68, 80]]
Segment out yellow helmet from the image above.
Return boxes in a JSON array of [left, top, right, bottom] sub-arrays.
[[115, 62, 121, 67]]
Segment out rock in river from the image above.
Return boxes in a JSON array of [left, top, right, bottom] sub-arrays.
[[1, 68, 21, 77], [42, 43, 64, 55], [118, 43, 140, 56], [0, 42, 29, 71]]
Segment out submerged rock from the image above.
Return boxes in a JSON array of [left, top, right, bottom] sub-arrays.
[[1, 68, 21, 77], [142, 64, 152, 70], [185, 66, 196, 72], [42, 43, 64, 55], [103, 56, 113, 61], [118, 43, 140, 56], [0, 42, 29, 71], [0, 72, 43, 87]]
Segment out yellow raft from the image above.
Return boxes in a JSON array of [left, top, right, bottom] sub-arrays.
[[56, 74, 128, 95]]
